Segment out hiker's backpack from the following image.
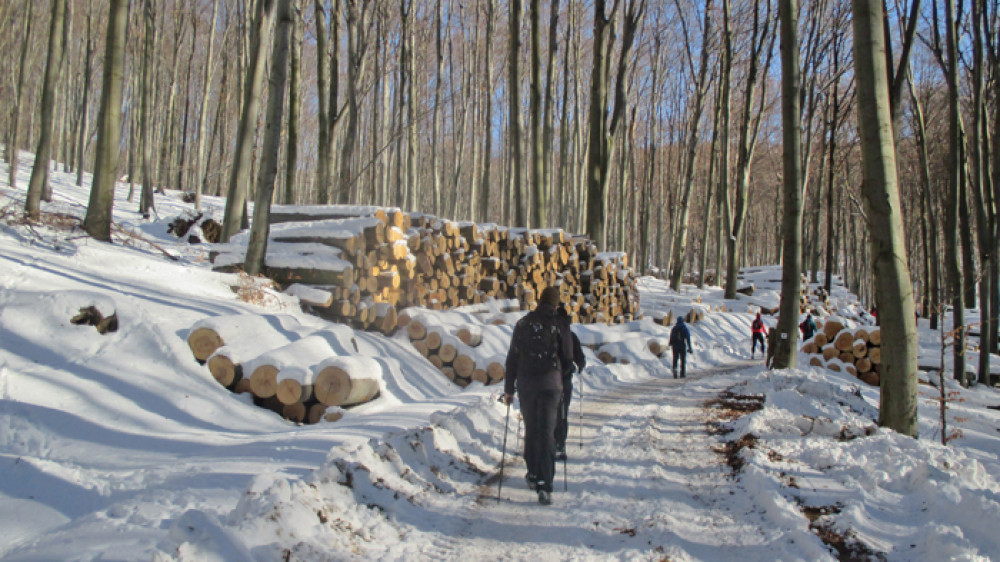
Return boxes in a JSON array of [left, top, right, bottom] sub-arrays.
[[517, 314, 562, 375]]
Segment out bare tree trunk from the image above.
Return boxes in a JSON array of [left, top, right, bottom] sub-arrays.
[[193, 0, 220, 210], [246, 0, 292, 276], [509, 0, 525, 226], [25, 0, 66, 218], [430, 0, 444, 214], [478, 0, 495, 223], [7, 6, 32, 189], [772, 0, 802, 370], [669, 0, 713, 291], [542, 0, 560, 226], [139, 0, 157, 219], [221, 0, 276, 242], [852, 0, 919, 436], [283, 0, 301, 205], [337, 0, 370, 205], [528, 0, 546, 227], [76, 8, 95, 187], [724, 1, 773, 299], [314, 0, 332, 203], [83, 0, 128, 241]]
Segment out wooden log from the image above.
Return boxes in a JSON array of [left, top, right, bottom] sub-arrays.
[[809, 356, 824, 367], [868, 346, 881, 365], [453, 353, 476, 378], [312, 357, 381, 406], [834, 331, 855, 351], [813, 332, 829, 347], [284, 283, 334, 308], [374, 302, 398, 334], [802, 342, 819, 355], [407, 319, 428, 341], [869, 329, 881, 345], [438, 335, 459, 363], [308, 403, 329, 424], [188, 327, 225, 362], [244, 332, 348, 398], [822, 345, 839, 361], [852, 341, 868, 358], [249, 364, 280, 398], [425, 330, 443, 352], [486, 358, 506, 383], [412, 338, 430, 357], [440, 366, 458, 382], [828, 362, 842, 373], [860, 371, 879, 386], [855, 357, 872, 373], [276, 368, 314, 405], [471, 369, 489, 385], [855, 328, 870, 343], [233, 378, 254, 394], [207, 349, 242, 388], [455, 327, 483, 347], [839, 352, 855, 364], [823, 319, 844, 340], [265, 263, 355, 289], [282, 401, 307, 423]]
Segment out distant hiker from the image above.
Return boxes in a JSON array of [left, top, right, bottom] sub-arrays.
[[668, 316, 693, 378], [799, 313, 818, 340], [555, 309, 586, 461], [751, 312, 768, 359], [504, 286, 573, 505]]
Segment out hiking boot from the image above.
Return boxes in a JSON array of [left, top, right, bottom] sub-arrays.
[[555, 444, 567, 461], [525, 473, 538, 491], [538, 489, 552, 505]]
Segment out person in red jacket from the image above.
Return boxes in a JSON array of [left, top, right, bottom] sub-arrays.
[[751, 312, 768, 359]]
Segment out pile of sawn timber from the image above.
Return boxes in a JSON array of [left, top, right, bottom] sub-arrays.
[[800, 317, 882, 386], [211, 205, 640, 333]]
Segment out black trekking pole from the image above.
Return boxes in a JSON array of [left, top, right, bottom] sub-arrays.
[[497, 402, 511, 503], [578, 371, 584, 449], [562, 396, 568, 491]]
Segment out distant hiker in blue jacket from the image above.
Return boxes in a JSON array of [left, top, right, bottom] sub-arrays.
[[669, 316, 693, 378]]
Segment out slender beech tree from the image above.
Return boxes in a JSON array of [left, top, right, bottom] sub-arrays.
[[221, 0, 277, 242], [772, 0, 802, 370], [193, 0, 221, 210], [284, 0, 302, 205], [852, 0, 919, 436], [83, 0, 128, 241], [75, 7, 95, 187], [246, 0, 293, 276], [25, 0, 66, 218], [509, 0, 525, 226], [669, 0, 714, 292], [337, 0, 372, 204], [724, 1, 774, 299], [139, 0, 157, 219]]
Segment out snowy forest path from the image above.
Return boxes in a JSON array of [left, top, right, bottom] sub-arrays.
[[418, 359, 792, 561]]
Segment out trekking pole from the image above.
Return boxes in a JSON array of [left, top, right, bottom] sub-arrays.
[[497, 402, 511, 503], [562, 396, 569, 491], [578, 371, 584, 449]]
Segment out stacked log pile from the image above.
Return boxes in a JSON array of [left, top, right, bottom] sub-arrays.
[[186, 314, 380, 423], [800, 318, 882, 386], [400, 312, 506, 387], [211, 206, 639, 334]]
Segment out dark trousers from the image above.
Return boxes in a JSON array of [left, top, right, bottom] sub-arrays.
[[672, 348, 688, 378], [554, 379, 573, 450], [752, 333, 766, 356], [519, 388, 561, 492]]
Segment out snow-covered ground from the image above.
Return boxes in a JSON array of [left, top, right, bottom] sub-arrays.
[[1, 152, 999, 561]]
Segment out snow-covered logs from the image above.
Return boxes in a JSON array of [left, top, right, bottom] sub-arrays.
[[800, 320, 881, 386], [211, 206, 639, 334], [404, 316, 504, 387], [185, 315, 381, 423]]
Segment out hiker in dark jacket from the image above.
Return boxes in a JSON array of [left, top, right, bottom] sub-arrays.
[[504, 286, 573, 505], [799, 313, 818, 340], [554, 309, 586, 461], [669, 316, 693, 378]]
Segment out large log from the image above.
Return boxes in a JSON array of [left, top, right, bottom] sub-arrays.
[[312, 357, 382, 406], [207, 347, 242, 388], [244, 333, 348, 398]]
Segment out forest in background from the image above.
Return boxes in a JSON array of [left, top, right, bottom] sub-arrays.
[[1, 1, 998, 396]]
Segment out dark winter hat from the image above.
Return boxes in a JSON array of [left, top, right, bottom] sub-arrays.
[[540, 286, 561, 308]]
